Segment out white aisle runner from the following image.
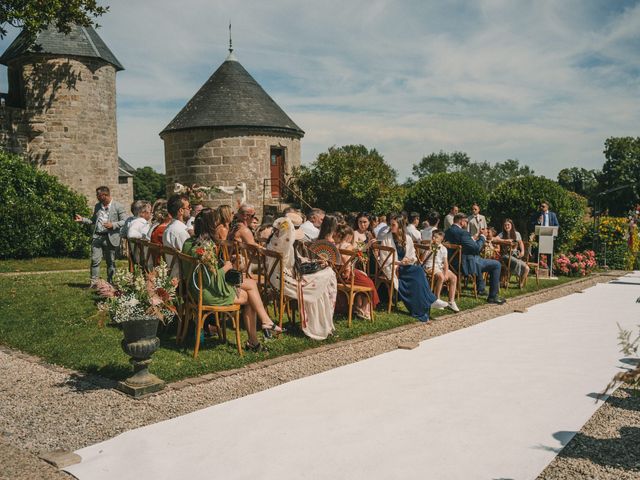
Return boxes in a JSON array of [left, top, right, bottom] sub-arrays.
[[66, 274, 640, 480]]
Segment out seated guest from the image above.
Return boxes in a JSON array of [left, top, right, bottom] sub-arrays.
[[300, 208, 325, 241], [333, 224, 380, 319], [443, 205, 459, 230], [149, 200, 170, 245], [406, 212, 422, 243], [182, 209, 282, 351], [228, 203, 259, 245], [481, 227, 500, 260], [373, 214, 388, 238], [467, 203, 487, 237], [256, 215, 275, 243], [127, 200, 152, 239], [120, 201, 139, 238], [163, 194, 191, 252], [317, 214, 339, 243], [213, 205, 233, 242], [496, 218, 529, 288], [249, 215, 259, 234], [186, 204, 204, 236], [421, 210, 440, 241], [378, 214, 447, 321], [266, 215, 337, 340], [422, 230, 459, 312], [444, 213, 505, 304], [353, 212, 375, 244]]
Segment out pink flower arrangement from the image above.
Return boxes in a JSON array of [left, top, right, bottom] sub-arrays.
[[553, 250, 597, 276]]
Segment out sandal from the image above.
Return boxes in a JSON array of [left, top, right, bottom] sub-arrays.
[[245, 341, 268, 353], [262, 323, 285, 339]]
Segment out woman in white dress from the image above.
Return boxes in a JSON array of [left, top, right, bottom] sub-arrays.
[[266, 215, 338, 340]]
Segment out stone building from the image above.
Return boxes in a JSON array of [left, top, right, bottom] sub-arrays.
[[0, 25, 133, 208], [160, 50, 304, 215]]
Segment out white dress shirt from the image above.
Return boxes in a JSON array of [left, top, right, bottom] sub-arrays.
[[420, 225, 435, 241], [300, 220, 320, 241], [406, 224, 421, 243], [95, 202, 111, 233], [127, 217, 150, 239], [162, 219, 190, 251], [373, 222, 388, 238]]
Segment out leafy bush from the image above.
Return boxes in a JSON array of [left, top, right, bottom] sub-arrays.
[[553, 250, 597, 276], [0, 150, 91, 258], [487, 175, 587, 250], [404, 172, 487, 219], [586, 216, 639, 270], [133, 166, 166, 202]]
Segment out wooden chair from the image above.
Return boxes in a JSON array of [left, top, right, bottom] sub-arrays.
[[218, 239, 240, 268], [523, 241, 539, 287], [443, 242, 462, 300], [177, 252, 243, 358], [262, 248, 287, 329], [370, 242, 397, 313], [334, 249, 375, 327], [127, 238, 146, 272], [143, 241, 163, 273], [414, 243, 437, 290]]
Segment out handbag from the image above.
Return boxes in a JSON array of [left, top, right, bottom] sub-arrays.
[[294, 247, 326, 277], [224, 269, 243, 286]]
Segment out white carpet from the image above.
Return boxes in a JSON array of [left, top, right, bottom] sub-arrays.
[[66, 274, 640, 480]]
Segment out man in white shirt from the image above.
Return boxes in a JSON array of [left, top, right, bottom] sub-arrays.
[[186, 203, 203, 235], [420, 211, 440, 241], [300, 208, 325, 241], [163, 194, 191, 276], [127, 201, 152, 239], [406, 212, 421, 243], [373, 214, 388, 238], [443, 205, 458, 231], [467, 203, 487, 237]]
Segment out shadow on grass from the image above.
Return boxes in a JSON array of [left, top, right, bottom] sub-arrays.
[[65, 282, 90, 289]]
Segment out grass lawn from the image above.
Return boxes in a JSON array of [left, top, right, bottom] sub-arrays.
[[0, 257, 128, 273], [0, 262, 576, 383]]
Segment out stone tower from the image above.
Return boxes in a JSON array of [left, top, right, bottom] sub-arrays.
[[160, 50, 304, 215], [0, 25, 132, 207]]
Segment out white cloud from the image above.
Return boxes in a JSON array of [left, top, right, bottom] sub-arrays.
[[0, 0, 638, 182]]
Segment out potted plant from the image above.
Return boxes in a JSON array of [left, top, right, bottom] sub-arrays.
[[96, 262, 177, 397]]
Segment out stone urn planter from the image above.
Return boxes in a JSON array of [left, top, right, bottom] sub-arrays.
[[117, 317, 165, 398]]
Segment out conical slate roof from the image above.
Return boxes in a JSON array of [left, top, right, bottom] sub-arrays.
[[0, 24, 123, 71], [161, 54, 303, 137]]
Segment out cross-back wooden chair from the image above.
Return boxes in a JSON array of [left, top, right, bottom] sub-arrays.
[[127, 238, 145, 272], [177, 252, 243, 358], [414, 243, 438, 292], [370, 242, 397, 313], [236, 242, 264, 281], [523, 241, 539, 287], [334, 249, 376, 327], [498, 242, 514, 290], [217, 239, 240, 268], [144, 241, 163, 273], [262, 248, 287, 329], [443, 242, 463, 299]]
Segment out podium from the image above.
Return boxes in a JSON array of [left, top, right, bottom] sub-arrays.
[[535, 225, 559, 278]]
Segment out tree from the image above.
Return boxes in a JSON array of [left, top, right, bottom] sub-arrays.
[[0, 150, 90, 258], [404, 172, 488, 220], [0, 0, 108, 39], [487, 175, 588, 251], [412, 151, 470, 178], [557, 167, 598, 200], [296, 145, 402, 214], [596, 137, 640, 216], [133, 167, 166, 203]]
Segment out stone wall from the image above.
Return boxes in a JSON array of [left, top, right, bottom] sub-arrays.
[[162, 128, 301, 215], [0, 54, 132, 210]]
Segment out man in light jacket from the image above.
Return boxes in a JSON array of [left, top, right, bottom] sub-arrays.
[[75, 186, 127, 285]]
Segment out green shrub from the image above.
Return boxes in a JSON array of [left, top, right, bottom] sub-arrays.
[[0, 150, 91, 258], [404, 172, 487, 219], [487, 175, 587, 250]]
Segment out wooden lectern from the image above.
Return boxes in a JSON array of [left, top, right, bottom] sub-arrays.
[[535, 225, 559, 278]]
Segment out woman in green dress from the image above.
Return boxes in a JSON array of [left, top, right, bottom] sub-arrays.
[[182, 208, 282, 351]]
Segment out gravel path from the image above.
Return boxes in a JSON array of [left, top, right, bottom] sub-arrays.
[[0, 272, 637, 479]]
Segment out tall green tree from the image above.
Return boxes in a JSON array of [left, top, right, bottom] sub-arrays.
[[0, 1, 108, 39], [412, 151, 470, 178], [133, 167, 166, 203], [296, 145, 403, 214], [557, 167, 598, 200], [596, 137, 640, 215]]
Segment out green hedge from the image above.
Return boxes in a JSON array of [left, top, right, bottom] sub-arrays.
[[487, 175, 587, 251], [404, 172, 488, 219], [0, 151, 91, 258]]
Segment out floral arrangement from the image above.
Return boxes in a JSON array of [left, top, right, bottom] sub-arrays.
[[553, 250, 597, 276], [96, 262, 178, 324], [192, 241, 223, 275], [173, 182, 218, 204], [596, 216, 628, 244]]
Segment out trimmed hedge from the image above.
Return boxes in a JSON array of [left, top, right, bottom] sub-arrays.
[[487, 176, 587, 251], [404, 172, 488, 219], [0, 150, 91, 258]]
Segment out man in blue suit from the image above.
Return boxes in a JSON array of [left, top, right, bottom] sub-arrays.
[[534, 201, 559, 228], [444, 213, 506, 304]]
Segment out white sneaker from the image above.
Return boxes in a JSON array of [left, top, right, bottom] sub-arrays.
[[448, 301, 460, 313], [433, 299, 448, 310]]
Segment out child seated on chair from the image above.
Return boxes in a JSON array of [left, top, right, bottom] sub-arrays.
[[423, 230, 459, 312], [481, 227, 500, 260]]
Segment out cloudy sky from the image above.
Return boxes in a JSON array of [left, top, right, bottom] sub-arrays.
[[1, 0, 639, 181]]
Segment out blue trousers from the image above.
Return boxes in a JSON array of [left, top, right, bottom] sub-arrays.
[[476, 258, 501, 299]]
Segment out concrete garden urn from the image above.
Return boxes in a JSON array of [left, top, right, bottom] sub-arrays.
[[117, 317, 165, 397]]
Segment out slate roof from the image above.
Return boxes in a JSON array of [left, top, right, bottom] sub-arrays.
[[161, 54, 303, 137], [118, 157, 135, 177], [0, 24, 123, 71]]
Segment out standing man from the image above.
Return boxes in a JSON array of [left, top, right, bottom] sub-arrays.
[[445, 213, 505, 305], [75, 186, 127, 285], [467, 203, 487, 237], [443, 205, 459, 231], [300, 208, 325, 241], [534, 201, 559, 228]]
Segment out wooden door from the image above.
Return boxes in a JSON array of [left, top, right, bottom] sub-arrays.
[[270, 149, 284, 197]]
